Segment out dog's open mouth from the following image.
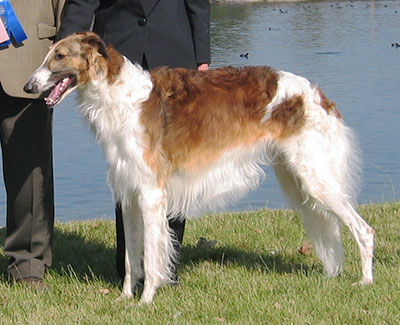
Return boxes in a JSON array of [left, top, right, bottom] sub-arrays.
[[45, 75, 77, 107]]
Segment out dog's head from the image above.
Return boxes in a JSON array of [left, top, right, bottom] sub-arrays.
[[24, 32, 109, 107]]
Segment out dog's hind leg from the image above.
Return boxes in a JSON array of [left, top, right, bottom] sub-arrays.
[[139, 187, 176, 304], [274, 157, 374, 283], [120, 194, 144, 299], [273, 160, 345, 277], [274, 122, 374, 284], [325, 201, 374, 285]]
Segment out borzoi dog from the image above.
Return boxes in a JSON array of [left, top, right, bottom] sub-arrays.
[[24, 32, 374, 304]]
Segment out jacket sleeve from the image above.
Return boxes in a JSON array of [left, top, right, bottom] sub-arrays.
[[56, 0, 101, 40], [185, 0, 211, 65]]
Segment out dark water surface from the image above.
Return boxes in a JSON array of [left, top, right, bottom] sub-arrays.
[[1, 0, 399, 224]]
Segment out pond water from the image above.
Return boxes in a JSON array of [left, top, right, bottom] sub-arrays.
[[0, 0, 399, 224]]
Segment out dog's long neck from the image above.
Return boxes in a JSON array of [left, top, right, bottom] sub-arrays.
[[76, 47, 153, 134], [76, 48, 156, 206]]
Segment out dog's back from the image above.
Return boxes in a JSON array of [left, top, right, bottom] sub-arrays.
[[136, 66, 349, 217]]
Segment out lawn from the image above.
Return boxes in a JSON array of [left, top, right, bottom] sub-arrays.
[[0, 203, 399, 324]]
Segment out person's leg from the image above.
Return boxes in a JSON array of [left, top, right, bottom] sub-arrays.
[[168, 216, 186, 282], [1, 87, 54, 280], [115, 202, 125, 278]]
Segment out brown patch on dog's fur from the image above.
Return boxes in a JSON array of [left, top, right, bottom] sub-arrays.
[[140, 66, 279, 180], [266, 95, 306, 139], [104, 46, 125, 83], [81, 34, 124, 84], [317, 87, 342, 119]]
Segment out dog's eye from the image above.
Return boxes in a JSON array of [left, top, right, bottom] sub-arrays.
[[55, 53, 65, 60]]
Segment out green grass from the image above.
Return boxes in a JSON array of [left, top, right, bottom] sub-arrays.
[[0, 203, 399, 324]]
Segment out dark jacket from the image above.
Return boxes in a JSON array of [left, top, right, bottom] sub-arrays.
[[58, 0, 210, 69]]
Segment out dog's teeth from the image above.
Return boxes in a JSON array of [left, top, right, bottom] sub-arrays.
[[45, 97, 56, 105], [58, 77, 70, 93]]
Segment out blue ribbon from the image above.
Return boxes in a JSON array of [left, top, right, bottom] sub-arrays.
[[0, 0, 27, 46]]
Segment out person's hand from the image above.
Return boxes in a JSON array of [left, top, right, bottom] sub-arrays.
[[197, 63, 209, 71]]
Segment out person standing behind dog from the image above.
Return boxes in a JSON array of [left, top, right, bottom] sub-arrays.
[[0, 0, 65, 284], [57, 0, 211, 280]]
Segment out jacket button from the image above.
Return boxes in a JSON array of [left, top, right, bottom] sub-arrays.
[[138, 18, 147, 27]]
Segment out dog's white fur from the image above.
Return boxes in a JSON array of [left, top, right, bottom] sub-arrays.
[[25, 33, 375, 304]]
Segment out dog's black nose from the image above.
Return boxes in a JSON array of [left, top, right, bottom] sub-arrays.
[[23, 81, 36, 94]]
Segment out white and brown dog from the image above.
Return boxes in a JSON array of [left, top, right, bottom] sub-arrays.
[[25, 32, 374, 304]]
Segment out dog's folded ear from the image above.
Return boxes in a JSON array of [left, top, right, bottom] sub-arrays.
[[81, 32, 109, 59]]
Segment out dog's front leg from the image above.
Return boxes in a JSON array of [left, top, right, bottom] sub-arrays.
[[139, 187, 175, 305], [120, 195, 144, 299]]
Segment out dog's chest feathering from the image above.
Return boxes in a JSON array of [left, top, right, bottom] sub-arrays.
[[76, 60, 157, 205]]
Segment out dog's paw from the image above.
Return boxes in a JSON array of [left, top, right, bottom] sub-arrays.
[[138, 296, 154, 306], [116, 292, 133, 302], [352, 278, 373, 287], [138, 287, 156, 305]]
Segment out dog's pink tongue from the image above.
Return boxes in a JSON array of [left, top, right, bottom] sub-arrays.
[[45, 77, 72, 106]]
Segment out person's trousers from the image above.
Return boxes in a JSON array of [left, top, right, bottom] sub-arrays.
[[115, 203, 186, 279], [0, 85, 54, 280]]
